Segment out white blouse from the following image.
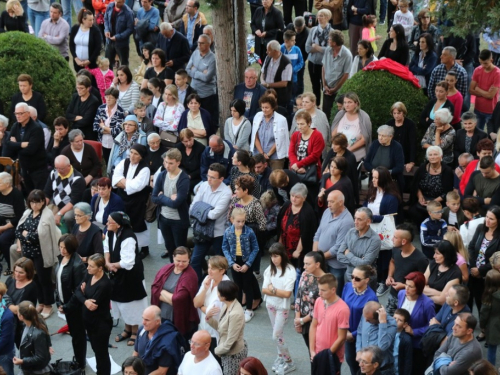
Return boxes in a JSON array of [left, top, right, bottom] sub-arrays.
[[262, 264, 297, 310]]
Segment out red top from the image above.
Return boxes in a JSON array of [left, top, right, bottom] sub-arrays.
[[472, 66, 500, 114], [288, 128, 325, 179], [459, 159, 500, 195], [447, 91, 463, 126]]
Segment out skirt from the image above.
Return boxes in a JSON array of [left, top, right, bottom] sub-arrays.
[[111, 281, 148, 325], [221, 340, 248, 375]]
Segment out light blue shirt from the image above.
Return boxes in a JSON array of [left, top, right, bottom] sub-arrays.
[[394, 332, 401, 375], [255, 115, 277, 159], [356, 315, 397, 369], [136, 6, 159, 31], [186, 11, 198, 48]]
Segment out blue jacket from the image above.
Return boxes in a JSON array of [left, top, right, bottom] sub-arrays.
[[233, 83, 266, 123], [434, 302, 470, 335], [363, 193, 399, 223], [342, 282, 378, 338], [397, 290, 435, 348], [152, 169, 190, 225], [0, 305, 15, 355], [104, 2, 134, 48], [200, 140, 235, 185], [420, 218, 447, 255], [280, 44, 304, 82], [222, 224, 259, 267], [90, 192, 125, 232], [177, 107, 213, 139], [396, 331, 413, 375], [363, 140, 405, 176], [409, 51, 439, 86]]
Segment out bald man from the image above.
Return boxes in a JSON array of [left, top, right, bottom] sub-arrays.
[[178, 330, 222, 375], [200, 135, 235, 185]]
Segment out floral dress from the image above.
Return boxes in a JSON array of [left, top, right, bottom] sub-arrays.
[[15, 212, 41, 259], [295, 272, 321, 320]]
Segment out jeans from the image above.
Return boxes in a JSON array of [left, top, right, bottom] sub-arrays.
[[191, 236, 223, 284], [379, 0, 387, 22], [28, 8, 49, 37], [463, 61, 474, 112], [487, 344, 497, 366], [61, 0, 84, 27], [158, 215, 188, 263], [105, 40, 130, 66], [474, 109, 493, 131], [345, 339, 359, 375], [267, 305, 292, 362], [329, 267, 346, 296], [0, 349, 15, 375]]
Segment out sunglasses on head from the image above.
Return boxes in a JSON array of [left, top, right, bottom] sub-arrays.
[[351, 275, 366, 282]]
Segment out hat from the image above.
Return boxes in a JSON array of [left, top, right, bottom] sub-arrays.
[[124, 114, 138, 125], [109, 211, 131, 228], [131, 143, 148, 158]]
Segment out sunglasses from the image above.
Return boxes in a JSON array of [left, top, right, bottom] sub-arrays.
[[351, 275, 366, 282]]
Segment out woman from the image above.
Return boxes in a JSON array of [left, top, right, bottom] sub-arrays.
[[93, 87, 126, 163], [424, 240, 462, 308], [454, 112, 487, 166], [148, 77, 165, 110], [304, 9, 333, 105], [443, 231, 470, 284], [153, 84, 185, 141], [397, 271, 435, 375], [174, 128, 205, 198], [421, 108, 456, 166], [69, 8, 102, 72], [55, 234, 87, 371], [479, 270, 500, 366], [409, 33, 438, 93], [193, 256, 230, 355], [72, 202, 104, 262], [230, 150, 260, 198], [207, 280, 248, 375], [122, 357, 146, 375], [104, 211, 148, 347], [346, 0, 372, 56], [134, 43, 154, 84], [386, 102, 417, 173], [250, 95, 289, 170], [445, 71, 464, 129], [141, 48, 174, 89], [177, 93, 212, 146], [331, 91, 372, 162], [342, 265, 378, 375], [60, 129, 101, 184], [13, 301, 51, 375], [75, 253, 113, 375], [409, 9, 439, 53], [250, 0, 285, 62], [112, 66, 140, 113], [318, 156, 355, 214], [468, 359, 499, 375], [420, 81, 455, 129], [239, 357, 268, 375], [152, 148, 190, 262], [15, 190, 60, 319], [224, 99, 252, 151], [0, 0, 28, 32], [349, 40, 378, 78], [151, 247, 199, 339], [107, 115, 147, 175], [409, 146, 454, 226], [90, 177, 125, 230], [378, 24, 409, 66]]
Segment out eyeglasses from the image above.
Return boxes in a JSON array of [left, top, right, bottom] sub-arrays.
[[14, 112, 27, 116], [74, 213, 86, 218], [351, 275, 367, 282], [359, 360, 374, 365]]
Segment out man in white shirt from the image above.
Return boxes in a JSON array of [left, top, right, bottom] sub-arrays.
[[178, 330, 222, 375]]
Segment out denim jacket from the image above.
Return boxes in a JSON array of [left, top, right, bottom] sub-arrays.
[[222, 225, 259, 267]]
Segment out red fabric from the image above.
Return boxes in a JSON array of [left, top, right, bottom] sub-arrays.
[[472, 66, 500, 113], [459, 159, 500, 194], [150, 264, 200, 335], [363, 59, 421, 88], [288, 129, 325, 179], [280, 204, 301, 260], [92, 0, 111, 14]]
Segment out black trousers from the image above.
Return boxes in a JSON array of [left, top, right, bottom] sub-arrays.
[[65, 308, 87, 369], [0, 228, 16, 269], [231, 256, 261, 311], [468, 276, 484, 313], [87, 320, 112, 375], [22, 168, 49, 195], [283, 0, 307, 25], [27, 254, 55, 305], [105, 41, 130, 67], [322, 92, 337, 122], [308, 61, 323, 106]]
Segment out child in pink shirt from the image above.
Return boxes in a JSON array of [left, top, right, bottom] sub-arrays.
[[362, 15, 381, 52], [87, 57, 115, 103]]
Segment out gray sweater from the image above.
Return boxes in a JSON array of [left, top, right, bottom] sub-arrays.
[[28, 0, 50, 12], [434, 336, 482, 375]]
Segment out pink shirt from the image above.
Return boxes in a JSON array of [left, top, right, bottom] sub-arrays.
[[472, 66, 500, 113]]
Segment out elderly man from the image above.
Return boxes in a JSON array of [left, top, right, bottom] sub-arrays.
[[0, 115, 10, 156], [337, 207, 381, 286], [179, 0, 207, 51], [200, 135, 235, 185], [65, 76, 100, 141], [6, 102, 48, 192], [260, 40, 293, 108], [178, 330, 222, 374], [104, 0, 134, 66], [203, 25, 215, 52], [44, 155, 86, 231], [133, 305, 184, 375], [156, 22, 191, 73], [429, 285, 471, 335], [428, 46, 468, 101], [39, 3, 69, 60], [233, 67, 267, 123], [28, 106, 51, 149], [357, 346, 384, 375], [313, 190, 354, 295]]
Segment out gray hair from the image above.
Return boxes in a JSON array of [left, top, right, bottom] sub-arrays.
[[245, 67, 258, 76], [198, 34, 211, 44], [461, 111, 477, 123], [443, 46, 457, 59], [203, 25, 214, 34], [328, 190, 345, 203], [434, 108, 453, 124], [290, 183, 308, 198], [459, 152, 474, 163], [426, 145, 443, 158], [28, 106, 37, 118], [0, 172, 13, 186], [356, 207, 373, 221], [54, 155, 70, 166], [73, 202, 92, 217], [15, 102, 29, 112], [377, 125, 394, 136], [68, 129, 85, 142], [359, 346, 383, 366], [159, 22, 172, 32], [294, 16, 305, 28], [267, 40, 281, 52], [0, 115, 8, 129], [147, 132, 161, 143]]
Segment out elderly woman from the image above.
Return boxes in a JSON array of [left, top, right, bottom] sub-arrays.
[[409, 33, 438, 93], [409, 146, 454, 225], [60, 129, 101, 186], [409, 8, 439, 53], [108, 115, 147, 175], [143, 133, 166, 177], [90, 177, 125, 231], [112, 66, 140, 113], [421, 108, 456, 166], [71, 202, 104, 263], [93, 87, 126, 163], [0, 0, 28, 32], [250, 0, 285, 62], [364, 125, 405, 193], [318, 156, 355, 214], [15, 190, 60, 319], [224, 99, 252, 151], [454, 112, 487, 166], [331, 91, 372, 162], [420, 81, 455, 129], [386, 102, 417, 173], [104, 211, 148, 347], [69, 8, 102, 72], [140, 48, 174, 89], [153, 84, 185, 146], [349, 40, 378, 78], [250, 95, 290, 170], [174, 128, 204, 197], [151, 247, 199, 339], [152, 148, 190, 262], [177, 94, 212, 146], [305, 9, 333, 106]]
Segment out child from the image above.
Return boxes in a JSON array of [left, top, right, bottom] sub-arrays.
[[393, 308, 413, 375], [454, 153, 474, 192], [459, 197, 484, 247], [175, 69, 197, 108], [420, 200, 447, 259], [480, 270, 500, 366], [129, 88, 155, 119], [442, 191, 466, 231], [392, 0, 414, 41], [260, 190, 280, 247], [86, 57, 115, 103], [133, 101, 155, 135], [280, 30, 304, 104], [221, 208, 261, 323], [262, 243, 297, 373], [362, 15, 381, 52], [443, 231, 469, 283]]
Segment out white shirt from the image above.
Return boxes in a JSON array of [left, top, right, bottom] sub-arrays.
[[178, 351, 222, 375], [196, 275, 230, 339], [96, 198, 109, 224], [56, 261, 68, 303], [103, 234, 136, 270], [74, 27, 89, 60], [112, 160, 151, 195], [367, 190, 384, 216], [72, 148, 84, 163], [402, 298, 416, 315], [262, 264, 296, 310]]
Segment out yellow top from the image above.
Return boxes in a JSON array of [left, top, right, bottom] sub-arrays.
[[235, 229, 242, 256]]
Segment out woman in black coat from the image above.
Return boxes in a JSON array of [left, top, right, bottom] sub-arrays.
[[378, 24, 409, 66], [174, 128, 205, 199], [250, 0, 284, 61], [453, 112, 487, 166], [69, 9, 102, 72], [318, 156, 355, 215], [386, 101, 417, 173], [0, 0, 28, 33]]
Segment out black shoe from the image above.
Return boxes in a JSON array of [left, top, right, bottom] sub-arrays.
[[476, 334, 486, 342], [160, 251, 169, 259], [139, 247, 149, 259]]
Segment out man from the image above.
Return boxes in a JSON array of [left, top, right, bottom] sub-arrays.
[[28, 106, 51, 149], [178, 330, 222, 374], [464, 155, 500, 212], [433, 313, 483, 375], [337, 208, 381, 285], [133, 305, 183, 375], [429, 285, 471, 335], [309, 274, 350, 367], [186, 34, 218, 133], [65, 76, 100, 141], [356, 302, 397, 375], [313, 190, 354, 295], [179, 0, 207, 52], [470, 49, 500, 130], [156, 22, 191, 73], [189, 163, 232, 280], [44, 155, 86, 231], [260, 40, 293, 108], [459, 138, 500, 194], [104, 0, 134, 66], [385, 223, 429, 315], [47, 117, 71, 165], [357, 346, 384, 375], [200, 135, 235, 185], [175, 69, 197, 108], [39, 3, 70, 60], [286, 16, 309, 97], [322, 30, 352, 119], [133, 0, 160, 56], [203, 25, 215, 52], [253, 153, 273, 194], [428, 46, 468, 101], [6, 102, 48, 192], [233, 67, 266, 123]]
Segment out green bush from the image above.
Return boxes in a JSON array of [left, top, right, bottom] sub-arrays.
[[0, 31, 75, 127]]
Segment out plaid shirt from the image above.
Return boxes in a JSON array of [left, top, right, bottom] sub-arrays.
[[428, 62, 468, 100]]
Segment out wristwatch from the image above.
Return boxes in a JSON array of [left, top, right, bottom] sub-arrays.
[[57, 212, 62, 216], [300, 318, 304, 326]]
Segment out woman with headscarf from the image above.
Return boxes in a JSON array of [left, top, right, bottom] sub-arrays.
[[104, 211, 148, 347]]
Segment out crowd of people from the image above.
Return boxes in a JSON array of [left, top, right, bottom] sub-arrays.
[[1, 0, 500, 374]]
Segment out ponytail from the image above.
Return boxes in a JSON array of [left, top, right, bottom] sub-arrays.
[[18, 301, 49, 335]]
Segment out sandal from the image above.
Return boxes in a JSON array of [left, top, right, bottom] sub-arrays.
[[127, 335, 137, 346], [3, 269, 13, 276], [115, 330, 132, 343]]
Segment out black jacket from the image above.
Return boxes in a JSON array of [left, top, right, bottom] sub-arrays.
[[410, 161, 454, 204], [156, 31, 191, 73], [55, 253, 87, 312], [250, 5, 284, 58], [69, 24, 102, 69], [65, 93, 100, 141], [487, 101, 500, 136], [419, 99, 455, 128], [9, 91, 47, 123], [6, 119, 46, 172], [468, 224, 500, 277], [19, 326, 51, 371], [453, 127, 487, 165], [398, 331, 413, 375]]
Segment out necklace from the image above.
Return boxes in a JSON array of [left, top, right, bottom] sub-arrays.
[[430, 164, 441, 173]]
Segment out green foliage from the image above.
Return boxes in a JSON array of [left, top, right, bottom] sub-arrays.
[[0, 31, 75, 127]]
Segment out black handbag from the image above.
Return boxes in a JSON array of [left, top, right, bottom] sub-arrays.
[[290, 164, 318, 184], [50, 358, 81, 375]]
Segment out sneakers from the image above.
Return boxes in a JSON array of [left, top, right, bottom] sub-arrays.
[[272, 357, 283, 372], [376, 283, 390, 297], [281, 361, 296, 374], [379, 20, 386, 25], [244, 309, 254, 323]]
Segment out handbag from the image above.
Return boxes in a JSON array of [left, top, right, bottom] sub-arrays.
[[160, 130, 179, 149], [50, 358, 81, 375], [289, 164, 318, 184], [144, 194, 157, 223], [369, 214, 396, 250]]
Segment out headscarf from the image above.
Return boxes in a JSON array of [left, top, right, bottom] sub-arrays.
[[118, 115, 140, 157], [131, 143, 147, 159], [109, 211, 132, 228]]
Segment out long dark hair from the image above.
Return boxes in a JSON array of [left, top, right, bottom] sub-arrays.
[[417, 32, 435, 54], [235, 150, 255, 173], [18, 301, 49, 335], [269, 243, 290, 277], [482, 270, 500, 305], [484, 206, 500, 238], [366, 167, 401, 203], [304, 251, 327, 273], [392, 24, 408, 49]]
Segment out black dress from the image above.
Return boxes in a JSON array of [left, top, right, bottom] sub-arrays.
[[386, 118, 417, 165], [322, 148, 359, 205], [0, 11, 28, 33], [378, 39, 409, 66]]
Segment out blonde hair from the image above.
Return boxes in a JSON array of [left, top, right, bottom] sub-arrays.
[[317, 9, 332, 20], [98, 57, 110, 69], [260, 190, 278, 208], [164, 84, 179, 103], [231, 207, 246, 219], [301, 92, 317, 104], [426, 200, 442, 212], [444, 231, 469, 262], [208, 255, 229, 271], [6, 0, 23, 15]]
